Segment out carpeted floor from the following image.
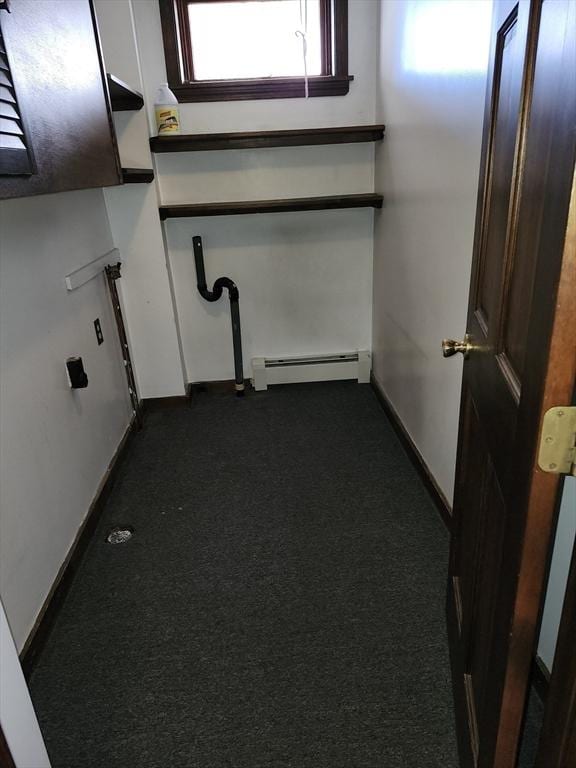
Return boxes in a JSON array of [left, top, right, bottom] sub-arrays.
[[29, 382, 459, 768]]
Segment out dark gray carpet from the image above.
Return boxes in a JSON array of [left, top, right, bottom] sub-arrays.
[[518, 686, 545, 768], [29, 382, 459, 768]]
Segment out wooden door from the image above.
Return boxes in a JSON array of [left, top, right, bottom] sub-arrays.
[[446, 0, 576, 766]]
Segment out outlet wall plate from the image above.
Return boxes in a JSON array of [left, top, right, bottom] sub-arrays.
[[94, 318, 104, 345], [66, 357, 88, 388]]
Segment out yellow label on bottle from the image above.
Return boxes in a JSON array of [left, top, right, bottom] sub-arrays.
[[155, 106, 180, 135]]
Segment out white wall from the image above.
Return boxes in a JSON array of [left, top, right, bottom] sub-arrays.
[[166, 210, 374, 380], [538, 478, 576, 670], [135, 0, 378, 134], [94, 0, 150, 170], [0, 188, 132, 650], [128, 0, 378, 383], [102, 183, 187, 397], [94, 0, 187, 399], [372, 0, 492, 502], [0, 601, 50, 768]]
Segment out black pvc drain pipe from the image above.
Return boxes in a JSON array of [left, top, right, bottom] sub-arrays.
[[193, 235, 245, 396]]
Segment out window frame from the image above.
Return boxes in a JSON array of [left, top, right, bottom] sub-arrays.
[[158, 0, 351, 102]]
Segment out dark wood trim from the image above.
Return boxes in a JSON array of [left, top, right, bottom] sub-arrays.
[[145, 384, 250, 404], [189, 379, 249, 397], [158, 0, 185, 85], [150, 124, 385, 153], [531, 654, 550, 704], [20, 416, 139, 679], [320, 0, 332, 76], [370, 372, 452, 532], [169, 75, 352, 103], [0, 726, 16, 768], [159, 193, 383, 220], [141, 394, 191, 412], [106, 74, 144, 111], [176, 0, 194, 82], [91, 3, 123, 183], [333, 0, 349, 78], [121, 167, 154, 184], [158, 0, 351, 103]]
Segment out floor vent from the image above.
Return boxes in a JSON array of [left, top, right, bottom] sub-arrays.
[[251, 351, 371, 391], [105, 526, 134, 544]]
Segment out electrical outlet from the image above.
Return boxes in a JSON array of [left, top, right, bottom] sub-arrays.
[[94, 318, 104, 345]]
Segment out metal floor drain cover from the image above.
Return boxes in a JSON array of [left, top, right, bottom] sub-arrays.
[[106, 526, 134, 544]]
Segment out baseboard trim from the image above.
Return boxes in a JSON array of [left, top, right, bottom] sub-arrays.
[[189, 379, 250, 396], [20, 415, 139, 679], [532, 654, 550, 703], [141, 392, 191, 411], [370, 373, 452, 532]]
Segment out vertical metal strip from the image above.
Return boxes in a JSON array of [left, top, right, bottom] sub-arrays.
[[105, 263, 143, 429]]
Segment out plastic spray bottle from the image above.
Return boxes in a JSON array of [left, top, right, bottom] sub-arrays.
[[154, 83, 181, 136]]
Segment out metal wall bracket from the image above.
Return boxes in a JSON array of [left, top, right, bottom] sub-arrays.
[[105, 263, 143, 429], [537, 406, 576, 476]]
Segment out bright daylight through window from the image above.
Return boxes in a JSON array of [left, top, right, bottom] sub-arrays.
[[188, 1, 322, 80], [159, 0, 351, 101]]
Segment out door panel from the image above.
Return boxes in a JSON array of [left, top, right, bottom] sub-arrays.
[[468, 459, 506, 745], [452, 386, 508, 765], [500, 0, 573, 392], [475, 7, 524, 338], [447, 0, 576, 766]]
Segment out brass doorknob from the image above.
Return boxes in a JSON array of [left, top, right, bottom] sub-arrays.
[[442, 334, 472, 359]]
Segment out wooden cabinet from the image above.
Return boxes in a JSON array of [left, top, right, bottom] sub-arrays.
[[0, 0, 121, 200]]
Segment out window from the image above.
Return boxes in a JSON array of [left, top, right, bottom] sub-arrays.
[[158, 0, 351, 102]]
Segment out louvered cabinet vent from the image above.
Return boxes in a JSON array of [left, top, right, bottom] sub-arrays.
[[0, 26, 34, 176]]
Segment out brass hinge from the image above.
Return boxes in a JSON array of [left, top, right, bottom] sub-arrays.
[[538, 407, 576, 476]]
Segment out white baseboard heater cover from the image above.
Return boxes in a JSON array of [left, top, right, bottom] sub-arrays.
[[251, 351, 371, 391]]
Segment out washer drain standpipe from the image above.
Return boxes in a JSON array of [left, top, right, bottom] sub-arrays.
[[192, 235, 245, 395]]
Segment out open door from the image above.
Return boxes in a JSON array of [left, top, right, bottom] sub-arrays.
[[445, 0, 576, 766]]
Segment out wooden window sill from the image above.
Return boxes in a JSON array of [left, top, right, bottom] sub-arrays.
[[170, 75, 353, 103]]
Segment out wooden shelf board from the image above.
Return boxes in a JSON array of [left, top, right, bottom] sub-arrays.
[[107, 74, 144, 112], [150, 124, 385, 153], [159, 194, 383, 220], [122, 167, 154, 184]]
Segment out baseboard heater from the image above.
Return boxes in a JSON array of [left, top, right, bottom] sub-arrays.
[[251, 351, 371, 391]]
